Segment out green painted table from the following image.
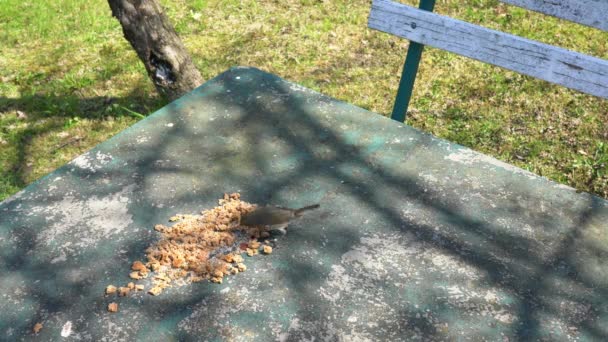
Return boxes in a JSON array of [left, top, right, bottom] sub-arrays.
[[1, 67, 608, 341]]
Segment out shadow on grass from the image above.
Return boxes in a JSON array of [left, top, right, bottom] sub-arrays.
[[0, 87, 166, 198]]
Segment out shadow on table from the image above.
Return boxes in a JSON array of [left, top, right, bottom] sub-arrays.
[[1, 69, 606, 340], [202, 75, 608, 340]]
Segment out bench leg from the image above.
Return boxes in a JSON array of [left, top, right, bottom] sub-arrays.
[[390, 0, 436, 123]]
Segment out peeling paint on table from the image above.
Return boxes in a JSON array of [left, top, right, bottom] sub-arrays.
[[1, 67, 607, 341]]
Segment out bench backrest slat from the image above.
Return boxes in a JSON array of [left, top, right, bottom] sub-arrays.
[[500, 0, 608, 31], [368, 0, 608, 99]]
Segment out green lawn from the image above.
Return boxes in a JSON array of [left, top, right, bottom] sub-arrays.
[[1, 0, 607, 201]]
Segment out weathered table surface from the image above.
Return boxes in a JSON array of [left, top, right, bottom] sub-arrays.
[[1, 67, 607, 341]]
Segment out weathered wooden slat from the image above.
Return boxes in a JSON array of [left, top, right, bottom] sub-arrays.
[[368, 0, 608, 99], [500, 0, 608, 31]]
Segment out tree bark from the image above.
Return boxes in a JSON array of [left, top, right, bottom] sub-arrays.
[[107, 0, 203, 101]]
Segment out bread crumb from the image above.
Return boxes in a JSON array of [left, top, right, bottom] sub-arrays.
[[154, 273, 171, 282], [107, 302, 118, 313], [105, 285, 117, 295], [148, 287, 163, 296], [210, 277, 223, 284], [237, 263, 247, 272], [129, 271, 143, 280], [131, 260, 149, 273], [127, 282, 135, 290], [223, 253, 235, 263], [263, 245, 273, 254], [118, 287, 130, 297], [232, 254, 244, 263], [169, 215, 182, 222], [135, 284, 145, 291], [249, 240, 261, 249], [33, 323, 43, 334], [131, 261, 147, 271]]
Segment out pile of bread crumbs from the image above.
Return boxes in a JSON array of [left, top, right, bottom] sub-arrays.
[[105, 193, 274, 312]]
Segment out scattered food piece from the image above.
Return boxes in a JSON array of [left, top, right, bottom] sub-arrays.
[[135, 284, 145, 291], [213, 270, 224, 278], [210, 277, 223, 284], [249, 240, 261, 249], [148, 287, 163, 296], [118, 287, 130, 297], [107, 303, 118, 313], [33, 323, 43, 334], [172, 258, 184, 268], [154, 273, 171, 282], [129, 271, 143, 280], [223, 254, 235, 263], [232, 254, 244, 263], [169, 215, 182, 222], [237, 263, 247, 272], [246, 248, 258, 257], [127, 282, 135, 290], [131, 261, 147, 272], [263, 245, 273, 254], [105, 285, 117, 295]]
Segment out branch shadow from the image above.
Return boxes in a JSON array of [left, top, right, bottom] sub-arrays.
[[1, 67, 607, 340], [0, 79, 166, 198]]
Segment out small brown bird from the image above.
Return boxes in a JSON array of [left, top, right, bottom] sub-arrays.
[[240, 204, 320, 233]]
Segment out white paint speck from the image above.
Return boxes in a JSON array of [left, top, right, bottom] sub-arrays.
[[61, 321, 72, 337], [419, 173, 439, 183], [50, 252, 67, 264], [70, 151, 112, 173], [136, 135, 150, 143]]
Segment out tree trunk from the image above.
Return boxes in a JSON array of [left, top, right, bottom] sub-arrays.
[[107, 0, 203, 101]]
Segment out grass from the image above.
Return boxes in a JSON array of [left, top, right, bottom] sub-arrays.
[[0, 0, 607, 201]]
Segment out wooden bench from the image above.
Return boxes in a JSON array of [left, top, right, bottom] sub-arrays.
[[368, 0, 608, 122]]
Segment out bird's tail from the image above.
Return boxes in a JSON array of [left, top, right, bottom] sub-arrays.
[[294, 204, 320, 216]]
